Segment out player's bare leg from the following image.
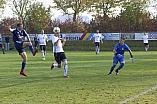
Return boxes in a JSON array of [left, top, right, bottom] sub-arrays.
[[41, 50, 45, 60], [20, 52, 28, 76], [95, 46, 98, 54], [145, 45, 149, 52], [62, 59, 69, 78], [23, 42, 38, 56]]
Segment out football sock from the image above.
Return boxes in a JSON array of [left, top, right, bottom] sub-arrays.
[[63, 64, 68, 76], [117, 63, 125, 70], [2, 48, 4, 53], [98, 48, 99, 54], [29, 45, 34, 52], [53, 63, 58, 67], [95, 48, 97, 52], [41, 51, 45, 58], [110, 65, 116, 73], [21, 61, 26, 71]]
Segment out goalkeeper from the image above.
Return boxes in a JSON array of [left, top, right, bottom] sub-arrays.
[[108, 37, 133, 75]]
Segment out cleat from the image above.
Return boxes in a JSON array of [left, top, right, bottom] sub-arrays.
[[51, 62, 54, 70], [32, 48, 39, 56], [20, 71, 28, 76], [42, 58, 45, 60], [108, 72, 111, 75], [64, 76, 69, 78], [3, 53, 5, 54], [115, 69, 118, 75]]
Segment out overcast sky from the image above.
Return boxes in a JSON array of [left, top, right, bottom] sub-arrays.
[[2, 0, 157, 20]]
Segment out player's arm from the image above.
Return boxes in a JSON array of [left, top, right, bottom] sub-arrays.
[[92, 37, 94, 44], [100, 37, 103, 44], [62, 37, 66, 47], [129, 50, 133, 58], [54, 38, 62, 46], [26, 35, 31, 43], [8, 25, 14, 32], [113, 46, 122, 58]]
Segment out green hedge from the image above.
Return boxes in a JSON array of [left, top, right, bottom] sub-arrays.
[[2, 40, 157, 51]]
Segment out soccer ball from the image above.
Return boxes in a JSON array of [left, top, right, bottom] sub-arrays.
[[53, 27, 60, 34]]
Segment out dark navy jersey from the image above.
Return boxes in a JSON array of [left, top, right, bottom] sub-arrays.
[[0, 37, 2, 42], [12, 28, 28, 43], [114, 43, 130, 57], [34, 37, 38, 42]]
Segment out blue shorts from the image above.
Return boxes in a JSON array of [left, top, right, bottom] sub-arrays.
[[0, 43, 4, 47], [113, 56, 125, 64], [14, 42, 25, 55]]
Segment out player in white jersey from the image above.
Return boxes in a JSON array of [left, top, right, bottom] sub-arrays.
[[142, 32, 149, 52], [51, 27, 69, 78], [92, 30, 103, 55], [37, 30, 48, 60]]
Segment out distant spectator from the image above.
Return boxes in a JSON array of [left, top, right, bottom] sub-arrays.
[[0, 34, 5, 54], [5, 35, 10, 51]]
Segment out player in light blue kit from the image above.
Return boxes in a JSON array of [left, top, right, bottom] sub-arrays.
[[108, 37, 133, 75]]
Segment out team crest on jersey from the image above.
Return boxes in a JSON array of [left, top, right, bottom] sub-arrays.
[[122, 48, 124, 50]]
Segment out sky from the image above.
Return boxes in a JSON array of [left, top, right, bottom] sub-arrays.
[[1, 0, 157, 21]]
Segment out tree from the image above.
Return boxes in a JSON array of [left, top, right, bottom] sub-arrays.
[[12, 0, 30, 28], [26, 2, 52, 33], [53, 0, 93, 22], [0, 0, 6, 19]]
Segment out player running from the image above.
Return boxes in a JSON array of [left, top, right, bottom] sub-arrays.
[[0, 34, 5, 54], [9, 23, 38, 76], [51, 27, 69, 78], [108, 37, 133, 75], [142, 32, 149, 52], [92, 30, 103, 55], [34, 33, 39, 50], [37, 30, 48, 60]]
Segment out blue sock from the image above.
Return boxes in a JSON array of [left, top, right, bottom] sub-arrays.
[[117, 63, 125, 70], [29, 45, 34, 52], [21, 61, 26, 71], [110, 65, 116, 73], [2, 48, 4, 53]]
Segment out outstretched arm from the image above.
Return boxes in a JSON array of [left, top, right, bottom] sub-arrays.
[[26, 35, 31, 43], [62, 37, 66, 47], [100, 37, 103, 44], [8, 26, 14, 32], [129, 50, 133, 58]]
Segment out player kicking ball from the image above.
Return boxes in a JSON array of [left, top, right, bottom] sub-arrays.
[[9, 23, 38, 76], [108, 37, 133, 75], [51, 27, 69, 78]]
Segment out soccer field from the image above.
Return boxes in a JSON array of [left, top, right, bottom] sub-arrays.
[[0, 51, 156, 104]]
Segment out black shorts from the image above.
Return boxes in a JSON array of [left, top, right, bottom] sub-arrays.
[[144, 43, 149, 46], [54, 52, 67, 64], [95, 42, 100, 47], [40, 45, 46, 51]]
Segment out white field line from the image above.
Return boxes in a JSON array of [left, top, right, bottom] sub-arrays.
[[118, 85, 157, 104]]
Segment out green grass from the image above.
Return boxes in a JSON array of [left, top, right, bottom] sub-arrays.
[[0, 51, 156, 104]]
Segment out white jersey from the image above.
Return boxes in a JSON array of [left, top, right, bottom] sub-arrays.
[[37, 34, 48, 45], [52, 35, 64, 53], [93, 33, 101, 42], [142, 35, 148, 43]]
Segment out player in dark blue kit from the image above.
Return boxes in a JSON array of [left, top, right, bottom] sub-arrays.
[[108, 37, 133, 75], [9, 23, 38, 76], [0, 34, 5, 54], [34, 33, 39, 50]]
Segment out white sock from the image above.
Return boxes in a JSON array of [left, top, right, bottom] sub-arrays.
[[145, 47, 147, 51], [41, 51, 45, 58], [53, 63, 58, 67], [98, 48, 99, 53], [63, 65, 68, 76], [95, 48, 97, 52]]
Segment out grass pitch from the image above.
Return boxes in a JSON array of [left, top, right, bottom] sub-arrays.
[[0, 51, 156, 104]]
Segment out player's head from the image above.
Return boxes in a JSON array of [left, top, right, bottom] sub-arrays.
[[144, 31, 147, 35], [96, 30, 99, 33], [41, 30, 44, 34], [35, 33, 37, 37], [120, 37, 125, 44], [17, 23, 23, 31]]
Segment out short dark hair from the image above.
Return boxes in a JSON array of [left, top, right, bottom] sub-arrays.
[[120, 37, 125, 40], [17, 23, 23, 27]]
